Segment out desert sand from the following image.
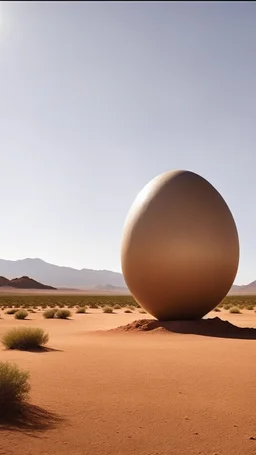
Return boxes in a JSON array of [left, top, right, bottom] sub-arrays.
[[1, 308, 256, 455], [0, 287, 130, 295]]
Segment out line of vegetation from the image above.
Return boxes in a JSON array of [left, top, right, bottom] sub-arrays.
[[0, 294, 140, 309]]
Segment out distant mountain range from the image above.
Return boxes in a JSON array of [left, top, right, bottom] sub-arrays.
[[0, 275, 56, 290], [0, 258, 127, 290], [229, 281, 256, 295], [0, 258, 253, 294]]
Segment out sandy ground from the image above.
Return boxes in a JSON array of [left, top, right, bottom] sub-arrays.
[[1, 308, 256, 455], [0, 288, 130, 295]]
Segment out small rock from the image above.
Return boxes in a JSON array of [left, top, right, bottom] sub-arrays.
[[249, 436, 256, 440]]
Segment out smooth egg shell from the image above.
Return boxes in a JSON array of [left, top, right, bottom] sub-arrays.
[[121, 170, 239, 320]]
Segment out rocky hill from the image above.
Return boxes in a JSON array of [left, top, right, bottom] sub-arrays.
[[0, 275, 56, 290]]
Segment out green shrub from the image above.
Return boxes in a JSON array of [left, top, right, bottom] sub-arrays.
[[229, 307, 241, 314], [43, 309, 56, 319], [103, 306, 113, 314], [76, 307, 86, 314], [5, 308, 19, 315], [0, 361, 30, 414], [14, 310, 28, 320], [2, 327, 49, 350], [55, 309, 71, 319]]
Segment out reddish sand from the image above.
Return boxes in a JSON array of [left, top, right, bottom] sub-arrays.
[[1, 308, 256, 455]]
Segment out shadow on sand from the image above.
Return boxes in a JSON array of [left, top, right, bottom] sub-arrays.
[[0, 403, 64, 433], [111, 317, 256, 339], [2, 346, 63, 353]]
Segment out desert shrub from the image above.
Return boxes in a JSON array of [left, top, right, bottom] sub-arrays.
[[214, 307, 221, 312], [124, 309, 132, 313], [246, 304, 254, 311], [43, 309, 56, 319], [113, 304, 121, 310], [0, 361, 30, 414], [229, 307, 241, 314], [224, 303, 233, 310], [103, 306, 113, 314], [128, 306, 135, 311], [5, 308, 19, 315], [89, 302, 99, 309], [55, 309, 71, 319], [139, 309, 147, 314], [2, 327, 49, 350], [14, 310, 28, 320], [76, 307, 86, 314]]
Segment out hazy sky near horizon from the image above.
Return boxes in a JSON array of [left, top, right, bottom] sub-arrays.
[[0, 2, 255, 284]]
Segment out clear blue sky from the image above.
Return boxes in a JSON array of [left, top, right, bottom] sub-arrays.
[[0, 2, 255, 284]]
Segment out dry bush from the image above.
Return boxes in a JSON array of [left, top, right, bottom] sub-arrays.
[[55, 309, 71, 319], [76, 307, 86, 314], [103, 306, 113, 314], [5, 308, 19, 315], [246, 304, 254, 311], [14, 310, 28, 320], [223, 303, 233, 310], [89, 302, 99, 309], [0, 361, 30, 415], [229, 307, 241, 314], [2, 327, 49, 350], [43, 309, 56, 319]]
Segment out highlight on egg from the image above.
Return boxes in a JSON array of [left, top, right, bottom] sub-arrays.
[[121, 170, 239, 321]]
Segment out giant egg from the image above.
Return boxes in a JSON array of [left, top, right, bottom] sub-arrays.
[[121, 170, 239, 320]]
